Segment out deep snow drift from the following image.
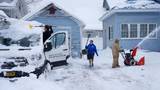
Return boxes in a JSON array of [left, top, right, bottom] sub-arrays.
[[0, 48, 160, 90]]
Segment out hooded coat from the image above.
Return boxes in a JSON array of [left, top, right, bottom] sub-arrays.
[[112, 39, 120, 68]]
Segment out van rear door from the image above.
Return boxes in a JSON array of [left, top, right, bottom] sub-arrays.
[[44, 31, 70, 64]]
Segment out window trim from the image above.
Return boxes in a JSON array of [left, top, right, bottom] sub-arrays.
[[148, 24, 157, 39], [121, 23, 157, 39], [140, 24, 148, 38], [130, 24, 138, 38], [121, 24, 129, 38]]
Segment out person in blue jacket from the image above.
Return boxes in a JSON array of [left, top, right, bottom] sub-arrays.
[[85, 40, 98, 67]]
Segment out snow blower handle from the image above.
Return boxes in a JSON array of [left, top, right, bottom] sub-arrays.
[[119, 49, 126, 60]]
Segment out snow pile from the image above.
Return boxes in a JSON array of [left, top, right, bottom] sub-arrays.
[[107, 0, 160, 9]]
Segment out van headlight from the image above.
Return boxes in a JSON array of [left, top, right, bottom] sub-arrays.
[[31, 54, 42, 61]]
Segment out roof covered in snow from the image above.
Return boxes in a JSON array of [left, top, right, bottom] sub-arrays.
[[100, 0, 160, 20], [107, 0, 160, 10], [0, 0, 18, 7], [22, 0, 105, 30]]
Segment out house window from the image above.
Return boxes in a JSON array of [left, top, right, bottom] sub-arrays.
[[121, 24, 129, 38], [121, 23, 157, 39], [140, 24, 148, 38], [130, 24, 138, 38], [109, 26, 113, 40], [149, 24, 156, 38]]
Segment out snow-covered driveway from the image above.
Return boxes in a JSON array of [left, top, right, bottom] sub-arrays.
[[45, 48, 159, 90], [0, 48, 160, 90]]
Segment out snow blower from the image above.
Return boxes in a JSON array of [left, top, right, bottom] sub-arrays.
[[120, 47, 145, 66]]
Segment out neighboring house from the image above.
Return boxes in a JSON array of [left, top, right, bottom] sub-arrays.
[[22, 0, 85, 57], [0, 0, 28, 19], [100, 0, 160, 51]]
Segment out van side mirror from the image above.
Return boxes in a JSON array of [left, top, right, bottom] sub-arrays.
[[44, 42, 52, 52]]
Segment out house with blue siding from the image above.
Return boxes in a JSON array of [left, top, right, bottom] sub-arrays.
[[22, 0, 85, 57], [0, 0, 28, 19], [100, 0, 160, 52]]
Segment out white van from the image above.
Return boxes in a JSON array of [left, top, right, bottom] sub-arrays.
[[0, 19, 70, 78]]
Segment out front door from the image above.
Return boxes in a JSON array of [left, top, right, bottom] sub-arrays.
[[45, 31, 69, 62]]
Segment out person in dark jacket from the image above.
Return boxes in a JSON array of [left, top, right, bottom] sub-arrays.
[[43, 25, 53, 43], [85, 40, 98, 67]]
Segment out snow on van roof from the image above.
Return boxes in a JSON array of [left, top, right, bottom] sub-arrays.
[[22, 0, 105, 30], [2, 18, 43, 41], [107, 0, 160, 10], [8, 19, 42, 35]]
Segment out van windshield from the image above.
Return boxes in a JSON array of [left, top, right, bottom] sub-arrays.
[[0, 34, 41, 47]]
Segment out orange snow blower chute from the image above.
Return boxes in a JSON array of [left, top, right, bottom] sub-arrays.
[[120, 47, 145, 66], [136, 56, 145, 65]]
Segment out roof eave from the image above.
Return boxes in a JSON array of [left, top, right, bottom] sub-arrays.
[[100, 9, 160, 21]]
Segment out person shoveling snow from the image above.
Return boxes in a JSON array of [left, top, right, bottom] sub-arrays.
[[85, 40, 98, 67]]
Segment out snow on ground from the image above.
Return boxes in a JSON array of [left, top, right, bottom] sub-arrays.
[[0, 77, 64, 90], [0, 47, 160, 90]]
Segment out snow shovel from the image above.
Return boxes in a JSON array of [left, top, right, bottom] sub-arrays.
[[81, 34, 91, 55], [29, 24, 56, 29]]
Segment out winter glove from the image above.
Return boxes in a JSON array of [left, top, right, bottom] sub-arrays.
[[119, 49, 124, 52], [96, 53, 98, 56]]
